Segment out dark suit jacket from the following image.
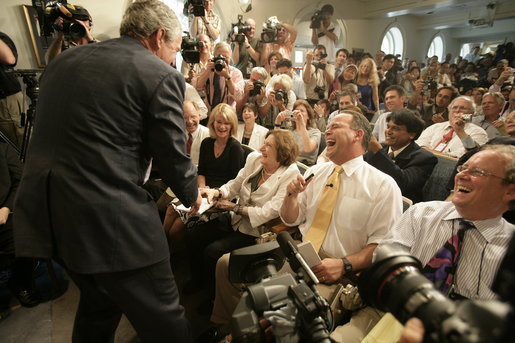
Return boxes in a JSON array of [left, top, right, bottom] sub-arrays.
[[13, 36, 198, 273], [0, 143, 21, 210], [364, 142, 437, 203]]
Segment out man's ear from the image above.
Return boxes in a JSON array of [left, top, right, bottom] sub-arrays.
[[148, 28, 166, 52], [503, 183, 515, 205]]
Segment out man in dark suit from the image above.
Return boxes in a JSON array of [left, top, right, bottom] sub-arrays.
[[365, 109, 437, 203], [13, 1, 200, 342]]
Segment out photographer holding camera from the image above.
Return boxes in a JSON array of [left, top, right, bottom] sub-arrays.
[[192, 42, 244, 112], [310, 4, 340, 64], [232, 18, 261, 79], [188, 0, 220, 45], [45, 4, 96, 64], [258, 74, 296, 128], [236, 66, 267, 114], [259, 17, 297, 71], [303, 45, 335, 106], [181, 33, 212, 84]]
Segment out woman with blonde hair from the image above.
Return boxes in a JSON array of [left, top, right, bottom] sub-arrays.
[[356, 57, 380, 115]]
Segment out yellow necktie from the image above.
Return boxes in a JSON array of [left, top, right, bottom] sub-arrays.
[[305, 165, 343, 252]]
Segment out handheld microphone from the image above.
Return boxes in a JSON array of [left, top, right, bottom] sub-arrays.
[[277, 231, 319, 285]]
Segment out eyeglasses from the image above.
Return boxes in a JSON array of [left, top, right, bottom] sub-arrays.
[[450, 105, 473, 112], [456, 165, 508, 182]]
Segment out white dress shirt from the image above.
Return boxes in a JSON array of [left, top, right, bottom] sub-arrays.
[[281, 156, 403, 258], [381, 201, 514, 300], [237, 123, 269, 151], [371, 111, 391, 143], [188, 125, 210, 166], [185, 83, 208, 120], [415, 121, 489, 158], [220, 152, 300, 237]]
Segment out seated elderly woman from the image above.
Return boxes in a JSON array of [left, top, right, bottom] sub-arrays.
[[237, 103, 269, 151], [162, 103, 244, 249], [275, 99, 322, 166], [184, 130, 300, 307]]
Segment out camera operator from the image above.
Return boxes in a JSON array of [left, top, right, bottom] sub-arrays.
[[408, 84, 456, 128], [192, 42, 244, 112], [266, 58, 307, 101], [259, 17, 297, 71], [0, 32, 24, 148], [236, 66, 267, 114], [189, 0, 220, 45], [232, 18, 261, 79], [181, 33, 212, 84], [353, 145, 515, 342], [303, 45, 335, 106], [310, 4, 341, 64], [45, 6, 96, 64]]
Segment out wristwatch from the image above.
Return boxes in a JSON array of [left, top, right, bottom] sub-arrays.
[[341, 257, 353, 275], [233, 204, 241, 214]]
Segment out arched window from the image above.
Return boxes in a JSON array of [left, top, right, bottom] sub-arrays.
[[427, 35, 444, 62], [460, 44, 471, 59], [381, 26, 404, 58]]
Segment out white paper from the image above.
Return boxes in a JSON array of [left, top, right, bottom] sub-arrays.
[[175, 197, 213, 215]]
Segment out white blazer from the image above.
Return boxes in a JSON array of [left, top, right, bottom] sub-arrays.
[[219, 152, 300, 237], [237, 123, 269, 151]]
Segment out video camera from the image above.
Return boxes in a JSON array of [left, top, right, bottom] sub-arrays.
[[230, 232, 333, 343], [181, 32, 204, 64], [261, 17, 281, 44], [212, 54, 227, 72], [231, 15, 252, 44], [310, 10, 325, 29], [182, 0, 205, 17], [358, 243, 515, 343], [32, 0, 91, 40]]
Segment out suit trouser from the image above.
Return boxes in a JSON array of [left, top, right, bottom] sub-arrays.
[[65, 258, 192, 343], [211, 253, 383, 343]]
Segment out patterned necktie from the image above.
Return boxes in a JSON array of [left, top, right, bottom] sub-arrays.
[[305, 166, 344, 252], [212, 73, 222, 108], [422, 219, 474, 295], [186, 133, 193, 154]]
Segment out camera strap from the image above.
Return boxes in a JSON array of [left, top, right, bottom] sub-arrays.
[[317, 28, 334, 38]]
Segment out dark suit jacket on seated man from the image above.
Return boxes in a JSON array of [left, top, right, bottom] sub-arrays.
[[365, 109, 438, 203], [13, 1, 201, 342]]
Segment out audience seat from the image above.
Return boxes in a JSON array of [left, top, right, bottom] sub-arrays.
[[402, 196, 413, 212], [296, 161, 309, 175], [241, 144, 255, 160], [422, 151, 458, 202]]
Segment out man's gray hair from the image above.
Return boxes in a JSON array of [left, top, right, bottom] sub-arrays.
[[120, 0, 181, 42], [482, 92, 505, 106], [251, 67, 268, 81], [448, 95, 476, 113]]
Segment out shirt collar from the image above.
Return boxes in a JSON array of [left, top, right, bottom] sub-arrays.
[[388, 143, 411, 157], [335, 155, 364, 177], [443, 206, 510, 243]]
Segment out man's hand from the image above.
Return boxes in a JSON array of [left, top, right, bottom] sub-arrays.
[[450, 112, 466, 136], [311, 258, 344, 284], [313, 104, 325, 118], [306, 50, 314, 64], [188, 193, 202, 215], [286, 174, 312, 198], [0, 207, 10, 225], [432, 113, 445, 123], [368, 134, 382, 154], [399, 318, 425, 343], [200, 188, 219, 203]]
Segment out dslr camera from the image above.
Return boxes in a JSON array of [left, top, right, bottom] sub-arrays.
[[314, 86, 326, 99], [310, 10, 325, 29], [274, 89, 288, 105], [212, 54, 227, 72], [261, 17, 281, 44], [358, 243, 513, 343], [183, 0, 205, 17], [249, 80, 265, 97], [423, 77, 438, 96], [181, 32, 204, 64], [231, 15, 252, 44], [33, 0, 91, 40]]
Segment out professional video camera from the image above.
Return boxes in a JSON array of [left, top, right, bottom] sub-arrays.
[[261, 17, 281, 44], [274, 89, 288, 106], [310, 10, 325, 29], [32, 0, 91, 40], [182, 0, 205, 17], [249, 80, 265, 97], [181, 32, 204, 64], [211, 54, 227, 72], [230, 232, 333, 343], [231, 15, 252, 44], [358, 243, 514, 343]]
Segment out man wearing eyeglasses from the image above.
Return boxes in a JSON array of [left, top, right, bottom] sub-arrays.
[[367, 145, 515, 341], [415, 96, 488, 157]]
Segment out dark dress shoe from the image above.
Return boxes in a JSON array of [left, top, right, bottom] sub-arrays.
[[13, 289, 41, 308], [194, 325, 227, 343]]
